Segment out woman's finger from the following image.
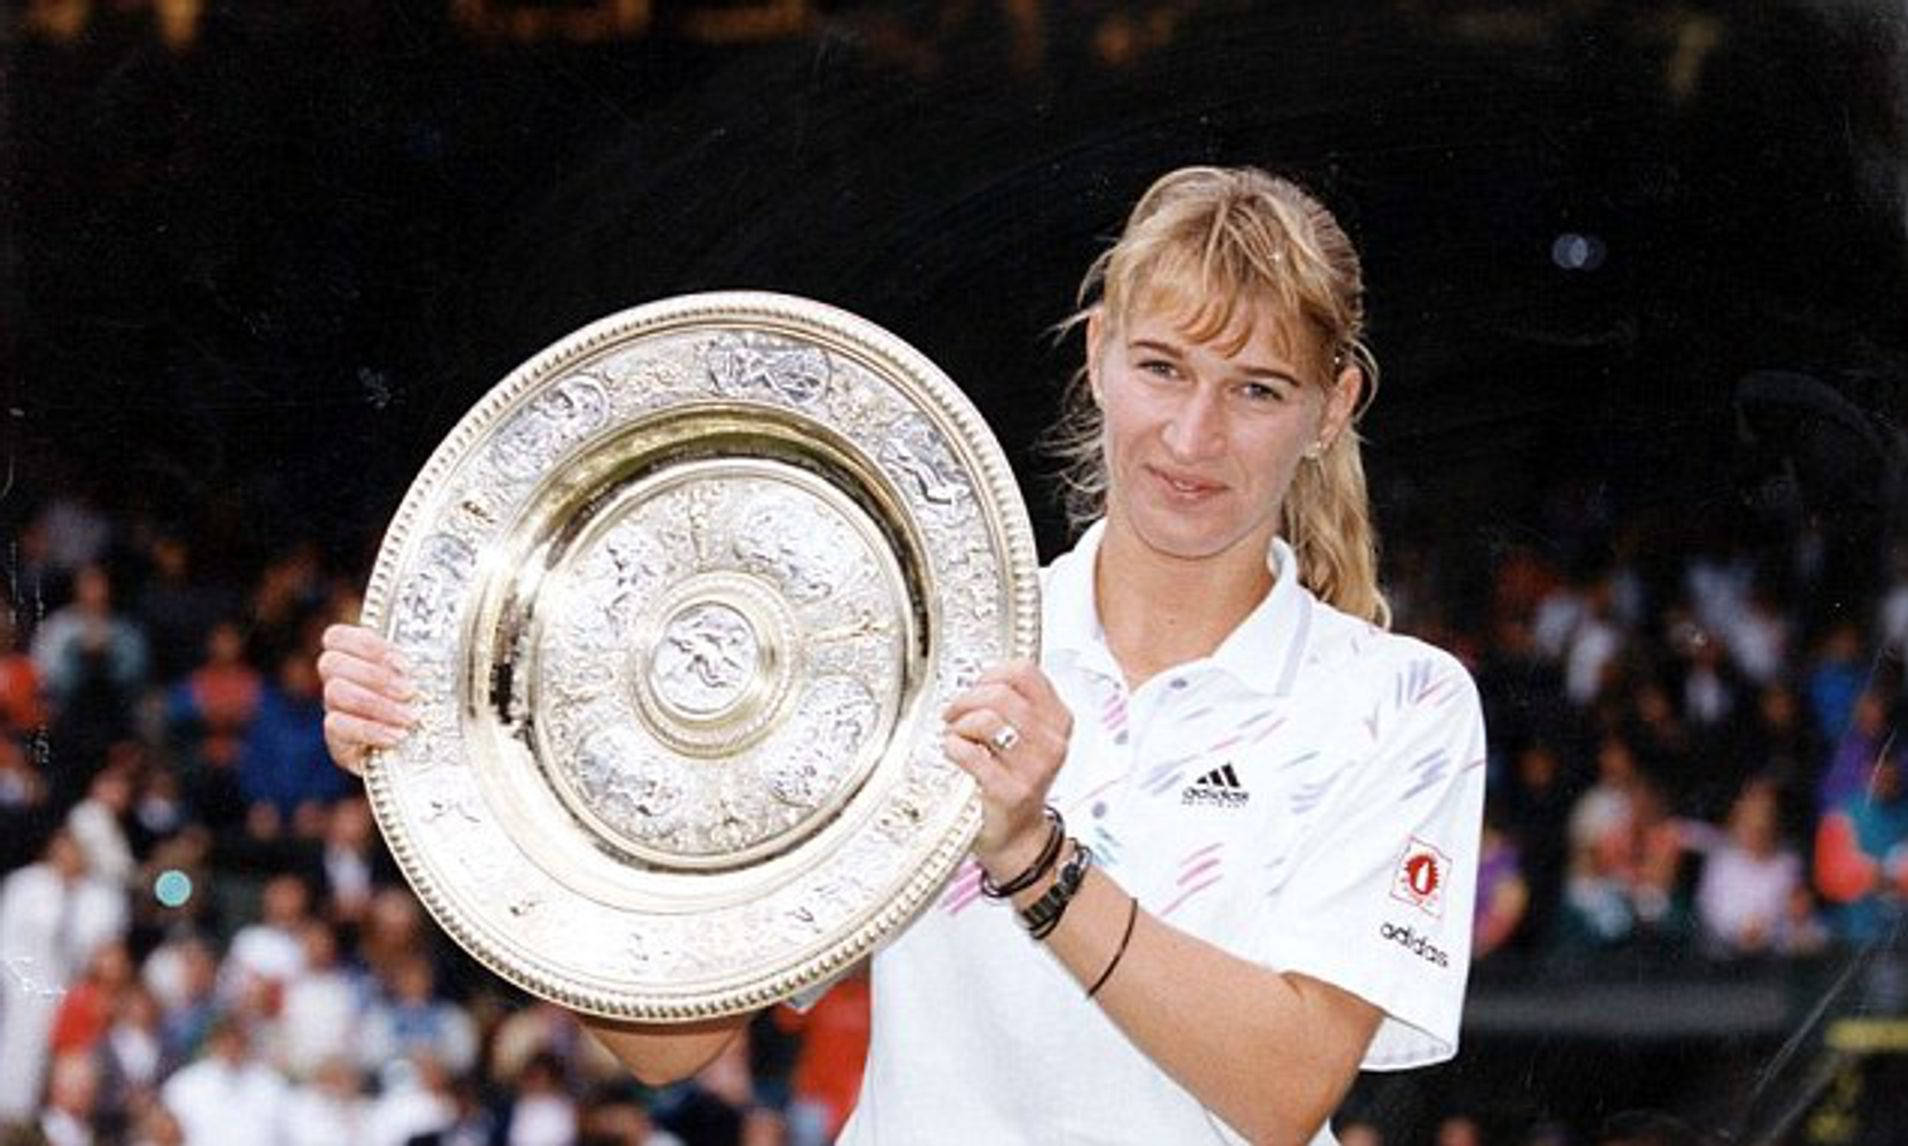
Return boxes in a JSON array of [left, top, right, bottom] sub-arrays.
[[316, 648, 416, 704], [975, 658, 1045, 698], [322, 674, 417, 731], [945, 681, 1029, 730], [324, 711, 403, 776], [945, 707, 1027, 760], [321, 623, 409, 671], [943, 730, 1013, 794]]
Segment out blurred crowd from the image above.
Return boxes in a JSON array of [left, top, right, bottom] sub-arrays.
[[1389, 504, 1908, 976], [0, 478, 1904, 1146], [0, 494, 868, 1146]]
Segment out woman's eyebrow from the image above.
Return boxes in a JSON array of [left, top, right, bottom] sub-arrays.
[[1239, 364, 1303, 384], [1131, 335, 1302, 383]]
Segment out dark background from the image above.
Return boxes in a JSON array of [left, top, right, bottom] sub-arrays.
[[12, 1, 1906, 580], [7, 0, 1908, 1141]]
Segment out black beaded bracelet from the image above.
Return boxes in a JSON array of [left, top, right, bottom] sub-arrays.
[[980, 806, 1065, 899], [1021, 840, 1093, 940]]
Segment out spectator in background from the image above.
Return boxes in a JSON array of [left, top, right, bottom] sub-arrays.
[[51, 939, 136, 1059], [276, 915, 364, 1075], [143, 933, 221, 1066], [1563, 575, 1627, 709], [1723, 581, 1790, 688], [158, 1017, 287, 1146], [1622, 680, 1692, 791], [134, 535, 237, 688], [504, 1050, 580, 1146], [94, 983, 169, 1141], [317, 795, 382, 926], [1531, 565, 1588, 665], [1473, 802, 1531, 963], [1435, 1113, 1486, 1146], [1473, 613, 1567, 763], [1819, 689, 1893, 815], [357, 953, 479, 1078], [1726, 684, 1818, 825], [127, 1102, 184, 1146], [1505, 740, 1572, 951], [32, 563, 149, 718], [67, 761, 137, 891], [281, 1056, 368, 1146], [0, 606, 46, 736], [132, 764, 188, 846], [0, 827, 129, 1119], [1570, 733, 1644, 859], [221, 873, 311, 1008], [1562, 766, 1687, 951], [276, 918, 364, 1081], [1685, 543, 1754, 646], [1815, 751, 1908, 944], [361, 1054, 459, 1146], [239, 651, 349, 829], [579, 1083, 686, 1146], [490, 999, 623, 1098], [167, 620, 262, 778], [774, 968, 870, 1146], [1806, 620, 1868, 745], [1678, 624, 1740, 733], [1878, 542, 1908, 660], [1336, 1118, 1384, 1146], [650, 1032, 787, 1146], [1688, 776, 1819, 957], [356, 886, 429, 984], [39, 1051, 101, 1146], [35, 565, 150, 805], [247, 543, 330, 675], [0, 684, 46, 873]]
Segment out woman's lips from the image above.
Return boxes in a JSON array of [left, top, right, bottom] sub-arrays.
[[1147, 465, 1226, 498]]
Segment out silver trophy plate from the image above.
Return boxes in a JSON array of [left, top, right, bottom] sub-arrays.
[[359, 292, 1040, 1021]]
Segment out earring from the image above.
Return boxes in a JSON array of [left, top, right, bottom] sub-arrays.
[[1303, 440, 1326, 461]]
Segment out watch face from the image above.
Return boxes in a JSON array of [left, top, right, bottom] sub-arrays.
[[360, 291, 1039, 1021]]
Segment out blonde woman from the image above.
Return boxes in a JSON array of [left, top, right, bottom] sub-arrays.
[[320, 166, 1487, 1144]]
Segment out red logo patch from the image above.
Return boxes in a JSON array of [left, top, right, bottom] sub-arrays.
[[1389, 837, 1451, 917]]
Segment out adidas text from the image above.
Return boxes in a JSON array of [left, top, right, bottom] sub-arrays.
[[1379, 922, 1450, 968]]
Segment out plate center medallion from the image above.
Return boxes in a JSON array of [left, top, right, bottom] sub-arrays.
[[652, 601, 759, 719]]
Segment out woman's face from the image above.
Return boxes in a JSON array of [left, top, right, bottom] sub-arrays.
[[1088, 300, 1356, 568]]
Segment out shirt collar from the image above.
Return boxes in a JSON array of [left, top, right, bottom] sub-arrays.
[[1042, 521, 1315, 697], [1211, 536, 1313, 698], [1042, 519, 1117, 678]]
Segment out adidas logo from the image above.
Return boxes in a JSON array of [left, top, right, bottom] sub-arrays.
[[1181, 763, 1250, 808], [1379, 921, 1451, 968]]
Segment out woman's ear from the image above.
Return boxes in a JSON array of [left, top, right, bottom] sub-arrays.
[[1318, 360, 1363, 449]]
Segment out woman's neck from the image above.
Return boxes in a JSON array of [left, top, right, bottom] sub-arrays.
[[1094, 526, 1275, 690]]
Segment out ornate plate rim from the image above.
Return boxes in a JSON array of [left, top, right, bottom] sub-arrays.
[[358, 290, 1040, 1020]]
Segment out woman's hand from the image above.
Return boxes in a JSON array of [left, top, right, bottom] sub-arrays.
[[941, 659, 1073, 881], [316, 623, 417, 775]]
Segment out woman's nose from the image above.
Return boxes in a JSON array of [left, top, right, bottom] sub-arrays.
[[1161, 386, 1226, 460]]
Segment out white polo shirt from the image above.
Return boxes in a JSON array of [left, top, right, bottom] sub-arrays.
[[838, 523, 1487, 1146]]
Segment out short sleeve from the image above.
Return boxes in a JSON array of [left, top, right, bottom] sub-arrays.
[[1255, 651, 1487, 1070]]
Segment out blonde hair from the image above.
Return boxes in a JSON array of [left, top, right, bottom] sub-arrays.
[[1045, 165, 1390, 626]]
